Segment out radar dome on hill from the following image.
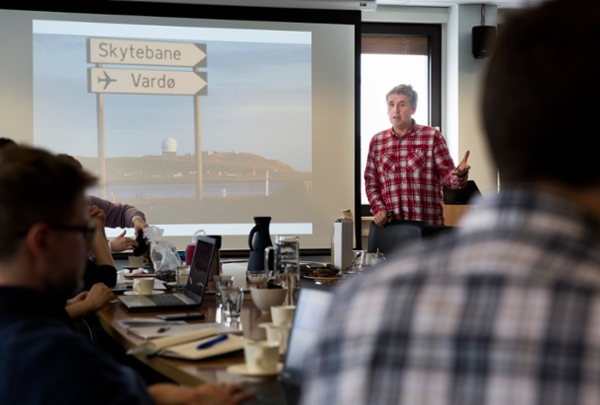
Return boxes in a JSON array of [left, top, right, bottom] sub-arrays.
[[161, 137, 177, 156]]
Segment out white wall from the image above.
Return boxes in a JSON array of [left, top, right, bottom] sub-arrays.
[[446, 4, 497, 196]]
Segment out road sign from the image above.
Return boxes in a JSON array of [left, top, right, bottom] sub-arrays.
[[87, 38, 207, 68], [88, 68, 208, 96]]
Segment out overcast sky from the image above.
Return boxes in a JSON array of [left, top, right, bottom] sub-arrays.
[[33, 26, 312, 172]]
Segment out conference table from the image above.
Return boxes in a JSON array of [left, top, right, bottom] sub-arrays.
[[96, 292, 272, 386]]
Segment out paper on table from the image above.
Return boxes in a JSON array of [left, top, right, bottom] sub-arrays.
[[127, 329, 219, 355], [117, 318, 185, 327], [126, 322, 242, 339], [159, 333, 245, 360]]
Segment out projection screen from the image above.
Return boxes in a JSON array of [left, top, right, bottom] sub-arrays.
[[0, 2, 359, 251]]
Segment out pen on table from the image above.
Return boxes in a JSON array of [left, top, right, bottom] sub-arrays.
[[197, 334, 228, 350], [156, 325, 171, 333]]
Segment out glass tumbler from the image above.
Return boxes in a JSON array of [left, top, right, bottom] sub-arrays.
[[222, 286, 244, 318], [213, 275, 234, 306]]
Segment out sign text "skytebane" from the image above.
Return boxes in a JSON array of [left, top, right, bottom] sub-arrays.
[[98, 43, 181, 62]]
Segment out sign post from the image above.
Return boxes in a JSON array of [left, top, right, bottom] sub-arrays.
[[87, 38, 208, 200]]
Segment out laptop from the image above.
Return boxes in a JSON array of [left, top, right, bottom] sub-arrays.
[[242, 282, 333, 405], [118, 236, 216, 312]]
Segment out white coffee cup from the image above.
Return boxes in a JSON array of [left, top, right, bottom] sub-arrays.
[[244, 340, 279, 374], [133, 277, 154, 295], [259, 322, 291, 355], [271, 305, 296, 326], [278, 322, 292, 355], [128, 256, 148, 267], [259, 322, 281, 347]]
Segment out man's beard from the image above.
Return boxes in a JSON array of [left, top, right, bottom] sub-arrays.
[[48, 259, 86, 297]]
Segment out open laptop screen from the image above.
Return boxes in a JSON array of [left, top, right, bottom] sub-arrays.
[[184, 236, 216, 303], [282, 283, 333, 385]]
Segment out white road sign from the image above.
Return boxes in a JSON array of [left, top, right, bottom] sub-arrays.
[[88, 68, 208, 96], [87, 38, 207, 68]]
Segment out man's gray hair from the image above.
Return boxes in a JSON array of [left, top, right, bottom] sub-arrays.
[[386, 84, 418, 108]]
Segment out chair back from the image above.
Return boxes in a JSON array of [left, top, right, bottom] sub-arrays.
[[367, 220, 423, 255]]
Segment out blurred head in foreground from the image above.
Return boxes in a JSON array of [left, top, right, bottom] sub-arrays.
[[483, 0, 600, 189], [0, 146, 96, 295]]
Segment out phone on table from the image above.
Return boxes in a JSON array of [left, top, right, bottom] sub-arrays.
[[156, 313, 205, 321]]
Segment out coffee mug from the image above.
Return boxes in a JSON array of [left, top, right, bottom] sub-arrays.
[[133, 277, 154, 295], [278, 322, 292, 355], [259, 322, 281, 344], [128, 256, 148, 267], [244, 340, 279, 374], [259, 322, 288, 355], [270, 305, 296, 326]]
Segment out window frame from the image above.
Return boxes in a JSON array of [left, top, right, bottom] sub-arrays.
[[359, 23, 442, 218]]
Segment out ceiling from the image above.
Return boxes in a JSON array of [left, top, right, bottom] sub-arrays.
[[376, 0, 547, 8]]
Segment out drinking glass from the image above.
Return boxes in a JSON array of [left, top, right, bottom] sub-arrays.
[[265, 235, 300, 306], [213, 275, 234, 306], [222, 286, 244, 318], [177, 265, 190, 291]]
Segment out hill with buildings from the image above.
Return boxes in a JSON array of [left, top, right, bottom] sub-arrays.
[[78, 152, 309, 184]]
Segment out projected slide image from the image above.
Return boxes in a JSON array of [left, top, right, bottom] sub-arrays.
[[32, 21, 312, 224]]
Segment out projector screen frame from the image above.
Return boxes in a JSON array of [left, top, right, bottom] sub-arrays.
[[0, 0, 362, 255]]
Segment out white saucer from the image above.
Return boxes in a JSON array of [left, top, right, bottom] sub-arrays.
[[123, 290, 165, 296], [226, 363, 283, 377], [122, 265, 153, 270]]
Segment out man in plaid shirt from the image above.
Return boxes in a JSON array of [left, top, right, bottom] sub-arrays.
[[365, 84, 470, 226], [302, 0, 600, 404]]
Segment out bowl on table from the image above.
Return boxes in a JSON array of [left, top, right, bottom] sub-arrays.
[[250, 286, 288, 313]]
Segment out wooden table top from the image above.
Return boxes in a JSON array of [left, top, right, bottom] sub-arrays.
[[96, 295, 272, 386]]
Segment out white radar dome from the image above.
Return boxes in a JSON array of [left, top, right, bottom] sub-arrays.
[[161, 137, 177, 154]]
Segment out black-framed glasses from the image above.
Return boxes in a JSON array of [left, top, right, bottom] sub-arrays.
[[15, 221, 96, 240], [49, 221, 96, 241]]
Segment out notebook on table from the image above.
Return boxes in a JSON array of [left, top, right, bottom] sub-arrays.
[[241, 282, 333, 405], [118, 236, 216, 312]]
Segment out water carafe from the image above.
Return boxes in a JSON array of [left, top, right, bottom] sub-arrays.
[[248, 217, 273, 271], [264, 235, 300, 306]]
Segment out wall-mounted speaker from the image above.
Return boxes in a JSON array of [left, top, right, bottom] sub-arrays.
[[472, 25, 496, 59]]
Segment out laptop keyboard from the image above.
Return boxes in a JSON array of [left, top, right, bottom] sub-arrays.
[[242, 381, 285, 405], [242, 380, 299, 405], [147, 294, 184, 305]]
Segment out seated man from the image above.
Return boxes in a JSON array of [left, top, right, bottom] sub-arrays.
[[58, 154, 149, 253], [0, 146, 252, 405], [65, 282, 114, 320], [302, 1, 600, 404], [83, 203, 118, 290], [88, 194, 148, 252]]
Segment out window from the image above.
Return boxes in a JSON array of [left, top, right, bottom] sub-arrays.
[[360, 24, 441, 216]]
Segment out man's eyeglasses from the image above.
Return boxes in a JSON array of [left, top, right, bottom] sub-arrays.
[[15, 221, 97, 240], [49, 222, 96, 241]]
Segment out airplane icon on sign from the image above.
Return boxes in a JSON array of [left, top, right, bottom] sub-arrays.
[[97, 71, 117, 90]]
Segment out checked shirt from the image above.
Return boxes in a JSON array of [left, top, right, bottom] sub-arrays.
[[364, 123, 467, 225], [302, 189, 600, 405]]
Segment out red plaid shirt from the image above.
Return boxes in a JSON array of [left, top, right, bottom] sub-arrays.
[[364, 122, 467, 225]]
